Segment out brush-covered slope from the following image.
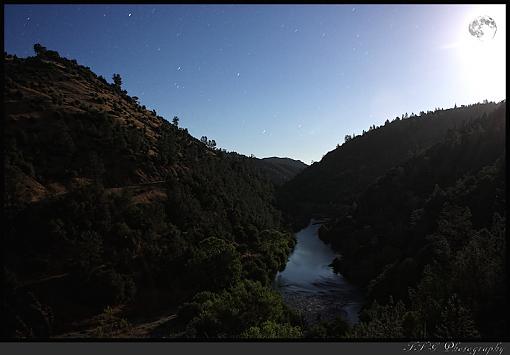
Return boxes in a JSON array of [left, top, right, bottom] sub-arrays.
[[277, 102, 501, 225], [3, 47, 298, 338]]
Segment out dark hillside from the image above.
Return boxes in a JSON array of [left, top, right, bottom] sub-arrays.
[[319, 102, 506, 338], [3, 48, 299, 338], [278, 102, 500, 226]]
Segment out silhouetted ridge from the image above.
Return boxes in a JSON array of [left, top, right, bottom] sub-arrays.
[[278, 102, 501, 226]]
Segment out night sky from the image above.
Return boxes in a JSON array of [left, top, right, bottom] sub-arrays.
[[4, 4, 506, 163]]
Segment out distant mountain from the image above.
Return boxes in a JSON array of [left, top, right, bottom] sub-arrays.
[[3, 47, 297, 338], [277, 102, 501, 226], [255, 157, 308, 186]]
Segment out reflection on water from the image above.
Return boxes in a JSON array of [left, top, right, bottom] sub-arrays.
[[274, 219, 364, 325]]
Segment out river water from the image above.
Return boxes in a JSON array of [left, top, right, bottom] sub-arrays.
[[273, 219, 364, 325]]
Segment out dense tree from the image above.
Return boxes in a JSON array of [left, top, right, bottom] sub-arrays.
[[112, 73, 122, 90], [33, 43, 47, 56], [187, 237, 242, 292], [177, 280, 296, 338]]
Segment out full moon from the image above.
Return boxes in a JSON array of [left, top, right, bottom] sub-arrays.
[[468, 15, 497, 41], [458, 7, 505, 103]]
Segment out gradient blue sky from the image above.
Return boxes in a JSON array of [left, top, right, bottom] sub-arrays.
[[4, 4, 506, 163]]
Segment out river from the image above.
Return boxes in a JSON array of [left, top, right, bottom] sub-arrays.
[[273, 219, 365, 325]]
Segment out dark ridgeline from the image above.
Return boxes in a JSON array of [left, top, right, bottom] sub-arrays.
[[278, 100, 506, 338], [3, 46, 301, 338], [278, 102, 501, 228]]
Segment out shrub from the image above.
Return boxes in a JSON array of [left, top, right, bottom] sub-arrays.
[[83, 268, 136, 307], [182, 280, 291, 338], [187, 237, 242, 292], [241, 320, 302, 338]]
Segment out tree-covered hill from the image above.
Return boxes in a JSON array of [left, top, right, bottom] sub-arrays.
[[318, 102, 506, 338], [3, 47, 300, 338], [277, 102, 501, 227]]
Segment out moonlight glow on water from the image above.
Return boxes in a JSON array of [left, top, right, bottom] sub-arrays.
[[274, 220, 364, 325]]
